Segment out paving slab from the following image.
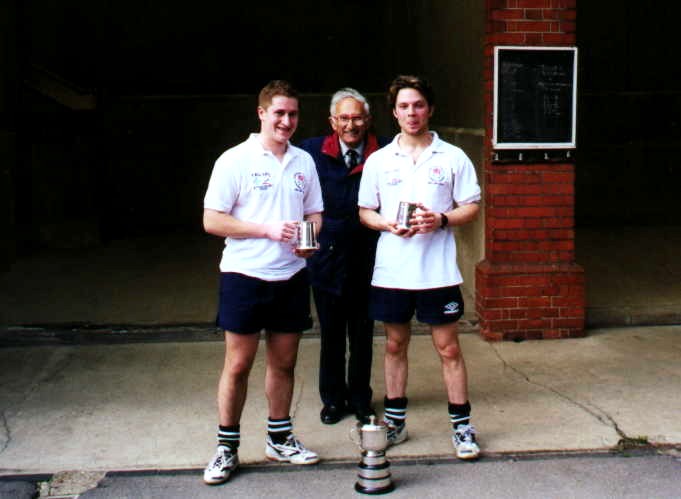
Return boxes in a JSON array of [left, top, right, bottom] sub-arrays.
[[1, 326, 680, 477]]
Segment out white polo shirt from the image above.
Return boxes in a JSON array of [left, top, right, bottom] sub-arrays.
[[357, 132, 481, 290], [204, 134, 324, 281]]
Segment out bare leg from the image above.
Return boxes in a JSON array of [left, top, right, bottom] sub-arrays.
[[383, 322, 411, 398], [264, 332, 301, 419], [217, 331, 261, 426], [431, 323, 468, 404]]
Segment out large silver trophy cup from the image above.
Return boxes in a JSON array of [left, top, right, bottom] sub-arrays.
[[350, 416, 395, 494]]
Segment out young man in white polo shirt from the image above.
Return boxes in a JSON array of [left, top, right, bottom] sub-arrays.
[[358, 75, 482, 460], [202, 80, 324, 484]]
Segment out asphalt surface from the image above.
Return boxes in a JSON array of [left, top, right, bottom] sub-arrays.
[[2, 450, 680, 499]]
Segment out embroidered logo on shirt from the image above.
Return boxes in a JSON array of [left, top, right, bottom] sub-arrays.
[[428, 166, 446, 185], [252, 172, 272, 190], [293, 172, 306, 192], [444, 301, 460, 315], [383, 167, 402, 186]]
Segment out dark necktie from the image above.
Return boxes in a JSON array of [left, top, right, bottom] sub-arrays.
[[346, 149, 359, 169]]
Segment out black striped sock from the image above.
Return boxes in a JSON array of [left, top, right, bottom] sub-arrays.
[[448, 401, 471, 430], [383, 396, 408, 427], [218, 424, 240, 452], [267, 416, 292, 444]]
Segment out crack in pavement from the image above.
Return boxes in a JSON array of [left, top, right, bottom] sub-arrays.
[[0, 348, 75, 458], [0, 410, 10, 454], [488, 343, 628, 441]]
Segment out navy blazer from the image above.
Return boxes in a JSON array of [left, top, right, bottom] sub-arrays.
[[299, 133, 389, 295]]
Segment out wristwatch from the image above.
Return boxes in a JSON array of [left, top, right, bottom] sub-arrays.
[[440, 212, 449, 229]]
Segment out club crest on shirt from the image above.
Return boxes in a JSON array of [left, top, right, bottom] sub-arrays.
[[293, 172, 306, 192], [428, 166, 446, 185], [252, 172, 272, 190]]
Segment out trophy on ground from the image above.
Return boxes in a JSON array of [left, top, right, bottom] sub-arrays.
[[350, 415, 395, 494]]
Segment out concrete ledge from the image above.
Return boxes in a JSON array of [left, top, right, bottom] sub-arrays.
[[587, 306, 681, 328], [0, 320, 481, 347], [4, 313, 678, 345]]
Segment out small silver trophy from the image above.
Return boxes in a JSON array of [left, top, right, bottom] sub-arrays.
[[350, 416, 395, 495], [395, 201, 417, 230], [296, 221, 319, 250]]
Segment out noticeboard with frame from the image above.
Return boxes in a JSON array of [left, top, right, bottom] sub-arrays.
[[493, 46, 578, 150]]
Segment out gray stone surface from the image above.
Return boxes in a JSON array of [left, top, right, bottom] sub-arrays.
[[1, 326, 680, 479]]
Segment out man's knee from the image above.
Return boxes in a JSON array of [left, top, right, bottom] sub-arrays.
[[265, 354, 297, 383], [437, 341, 463, 362], [271, 362, 296, 377], [226, 355, 255, 380], [266, 331, 300, 356], [385, 335, 409, 356], [267, 347, 298, 375], [224, 332, 260, 379]]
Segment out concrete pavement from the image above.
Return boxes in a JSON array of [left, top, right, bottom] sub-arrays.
[[1, 325, 680, 493]]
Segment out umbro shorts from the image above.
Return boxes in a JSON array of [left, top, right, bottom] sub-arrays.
[[370, 285, 464, 325], [216, 270, 312, 334]]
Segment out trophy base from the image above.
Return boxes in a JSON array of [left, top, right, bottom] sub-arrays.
[[355, 458, 393, 495], [355, 481, 395, 495]]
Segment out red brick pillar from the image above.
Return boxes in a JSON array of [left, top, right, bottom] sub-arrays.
[[476, 0, 585, 341]]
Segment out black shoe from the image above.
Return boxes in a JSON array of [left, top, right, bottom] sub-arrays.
[[320, 404, 346, 425], [353, 405, 376, 425]]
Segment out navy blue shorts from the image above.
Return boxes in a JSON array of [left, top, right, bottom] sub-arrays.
[[216, 270, 313, 334], [370, 285, 464, 325]]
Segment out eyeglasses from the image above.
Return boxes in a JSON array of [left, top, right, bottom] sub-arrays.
[[333, 115, 366, 126]]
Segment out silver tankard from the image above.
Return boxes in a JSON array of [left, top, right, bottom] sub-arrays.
[[296, 221, 319, 250], [350, 415, 395, 494], [395, 201, 418, 229]]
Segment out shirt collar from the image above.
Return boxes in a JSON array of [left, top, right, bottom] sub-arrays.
[[387, 131, 442, 156], [339, 140, 364, 159], [248, 133, 298, 158]]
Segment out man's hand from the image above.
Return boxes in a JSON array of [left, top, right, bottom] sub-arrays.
[[359, 207, 418, 238], [409, 204, 441, 234], [387, 221, 418, 238], [293, 247, 318, 259], [263, 221, 298, 243]]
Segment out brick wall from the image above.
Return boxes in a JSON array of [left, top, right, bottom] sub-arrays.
[[476, 0, 585, 341], [487, 0, 576, 46]]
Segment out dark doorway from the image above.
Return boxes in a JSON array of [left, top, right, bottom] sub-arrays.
[[576, 1, 681, 326]]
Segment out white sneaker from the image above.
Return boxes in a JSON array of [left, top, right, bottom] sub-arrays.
[[203, 446, 239, 485], [265, 434, 320, 464], [452, 424, 480, 460], [385, 420, 408, 447]]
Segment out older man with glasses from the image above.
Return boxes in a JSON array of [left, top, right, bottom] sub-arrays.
[[300, 88, 389, 425]]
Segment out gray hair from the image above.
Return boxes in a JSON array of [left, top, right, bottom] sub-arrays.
[[329, 87, 371, 116]]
